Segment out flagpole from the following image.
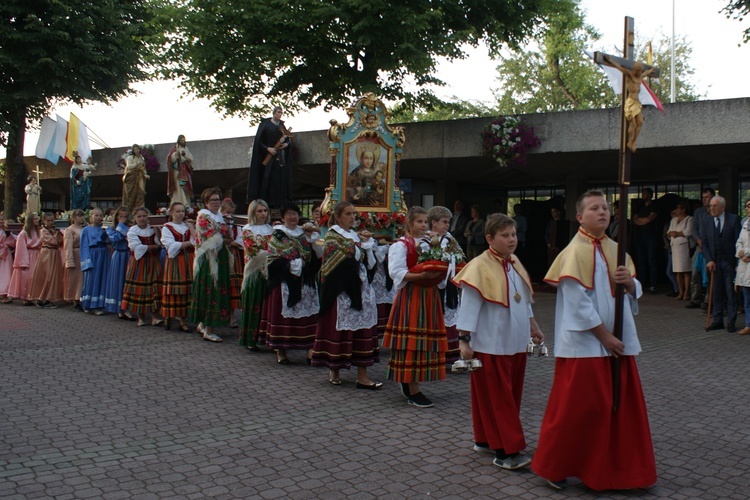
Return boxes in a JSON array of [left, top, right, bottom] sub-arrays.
[[670, 0, 677, 104]]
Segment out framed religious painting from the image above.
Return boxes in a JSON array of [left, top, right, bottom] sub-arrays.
[[323, 93, 407, 238]]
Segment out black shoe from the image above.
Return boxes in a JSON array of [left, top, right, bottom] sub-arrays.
[[407, 392, 433, 408], [706, 321, 725, 331], [647, 287, 657, 295], [164, 319, 172, 331], [666, 290, 679, 298], [727, 324, 737, 333], [400, 383, 411, 399], [685, 302, 700, 309]]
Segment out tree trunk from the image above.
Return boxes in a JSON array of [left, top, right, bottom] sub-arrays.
[[3, 107, 27, 219]]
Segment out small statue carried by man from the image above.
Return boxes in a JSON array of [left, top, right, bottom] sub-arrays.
[[166, 134, 194, 207]]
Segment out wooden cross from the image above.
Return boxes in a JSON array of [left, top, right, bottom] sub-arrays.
[[592, 17, 660, 412], [32, 165, 43, 184]]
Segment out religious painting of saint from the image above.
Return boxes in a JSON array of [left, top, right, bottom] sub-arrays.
[[343, 137, 391, 210]]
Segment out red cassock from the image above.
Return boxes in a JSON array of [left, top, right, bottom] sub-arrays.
[[531, 356, 657, 491]]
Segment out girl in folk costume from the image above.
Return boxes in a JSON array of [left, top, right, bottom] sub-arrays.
[[7, 212, 41, 305], [105, 207, 134, 319], [63, 209, 85, 310], [239, 199, 272, 350], [189, 187, 233, 342], [452, 213, 543, 471], [121, 207, 164, 327], [382, 206, 448, 408], [426, 205, 467, 365], [221, 198, 243, 328], [260, 203, 322, 365], [79, 207, 111, 314], [532, 191, 656, 491], [312, 202, 382, 388], [30, 212, 64, 308], [160, 202, 195, 332], [0, 212, 17, 302]]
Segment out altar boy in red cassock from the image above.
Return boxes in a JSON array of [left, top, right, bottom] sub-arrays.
[[452, 213, 544, 471], [532, 190, 656, 491]]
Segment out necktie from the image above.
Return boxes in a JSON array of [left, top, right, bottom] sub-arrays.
[[716, 217, 721, 233]]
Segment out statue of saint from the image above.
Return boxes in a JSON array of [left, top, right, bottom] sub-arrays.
[[25, 175, 42, 214], [166, 134, 194, 207], [122, 144, 149, 214], [604, 56, 657, 152], [246, 106, 292, 210], [70, 154, 95, 210]]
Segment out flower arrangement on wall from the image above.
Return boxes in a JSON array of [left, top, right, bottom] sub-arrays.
[[481, 115, 541, 167]]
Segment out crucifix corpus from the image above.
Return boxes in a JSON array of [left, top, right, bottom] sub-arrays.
[[593, 17, 659, 412]]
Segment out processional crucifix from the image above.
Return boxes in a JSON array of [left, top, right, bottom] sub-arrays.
[[593, 17, 659, 412]]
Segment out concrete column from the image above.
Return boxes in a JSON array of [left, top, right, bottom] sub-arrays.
[[718, 166, 739, 214]]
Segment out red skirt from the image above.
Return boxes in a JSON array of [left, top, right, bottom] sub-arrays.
[[532, 357, 657, 490], [445, 324, 460, 364], [376, 302, 391, 339], [121, 251, 162, 315], [471, 352, 527, 454], [161, 250, 193, 318], [258, 285, 317, 351], [311, 300, 379, 370]]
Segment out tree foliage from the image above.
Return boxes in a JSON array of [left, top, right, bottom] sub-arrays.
[[157, 0, 569, 120], [723, 0, 750, 42], [493, 0, 703, 115], [0, 0, 161, 216]]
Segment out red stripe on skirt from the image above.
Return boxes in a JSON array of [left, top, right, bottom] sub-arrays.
[[312, 299, 380, 370], [261, 285, 317, 351], [532, 356, 657, 490]]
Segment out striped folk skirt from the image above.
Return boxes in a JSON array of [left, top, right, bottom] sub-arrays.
[[382, 283, 447, 383], [161, 251, 193, 319], [121, 251, 162, 315], [311, 300, 380, 370], [258, 284, 317, 351]]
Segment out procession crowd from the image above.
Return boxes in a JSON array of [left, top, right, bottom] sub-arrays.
[[0, 187, 662, 491]]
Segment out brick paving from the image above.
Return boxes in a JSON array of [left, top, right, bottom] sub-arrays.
[[1, 293, 748, 499]]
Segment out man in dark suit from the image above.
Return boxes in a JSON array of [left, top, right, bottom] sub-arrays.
[[700, 195, 742, 332], [450, 199, 469, 252]]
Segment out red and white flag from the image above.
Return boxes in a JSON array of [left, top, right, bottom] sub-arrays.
[[586, 50, 665, 112]]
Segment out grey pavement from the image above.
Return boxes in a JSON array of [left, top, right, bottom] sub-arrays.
[[1, 292, 749, 499]]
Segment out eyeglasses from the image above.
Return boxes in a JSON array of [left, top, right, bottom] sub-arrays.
[[208, 198, 221, 202]]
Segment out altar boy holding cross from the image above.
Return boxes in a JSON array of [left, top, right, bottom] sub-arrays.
[[532, 190, 656, 491]]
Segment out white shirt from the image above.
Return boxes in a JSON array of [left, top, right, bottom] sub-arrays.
[[161, 222, 191, 259], [553, 249, 643, 358], [127, 225, 160, 260], [456, 265, 534, 355]]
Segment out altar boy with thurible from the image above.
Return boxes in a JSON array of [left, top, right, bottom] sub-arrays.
[[452, 213, 543, 470]]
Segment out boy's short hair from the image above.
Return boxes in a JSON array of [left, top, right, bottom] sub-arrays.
[[427, 206, 452, 227], [484, 213, 516, 238], [575, 190, 607, 214]]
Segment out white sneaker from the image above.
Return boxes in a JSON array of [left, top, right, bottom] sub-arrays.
[[492, 454, 531, 470]]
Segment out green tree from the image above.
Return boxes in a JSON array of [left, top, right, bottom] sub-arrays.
[[723, 0, 750, 42], [157, 0, 572, 120], [389, 99, 496, 123], [0, 0, 161, 218], [493, 0, 703, 114]]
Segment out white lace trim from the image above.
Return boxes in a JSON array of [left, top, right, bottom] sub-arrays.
[[443, 304, 459, 327], [371, 264, 396, 304], [336, 266, 377, 330], [280, 282, 320, 319]]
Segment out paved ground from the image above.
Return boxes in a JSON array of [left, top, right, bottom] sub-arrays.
[[1, 291, 748, 499]]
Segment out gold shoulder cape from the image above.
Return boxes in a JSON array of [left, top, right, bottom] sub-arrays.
[[544, 227, 636, 296], [451, 248, 533, 306]]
